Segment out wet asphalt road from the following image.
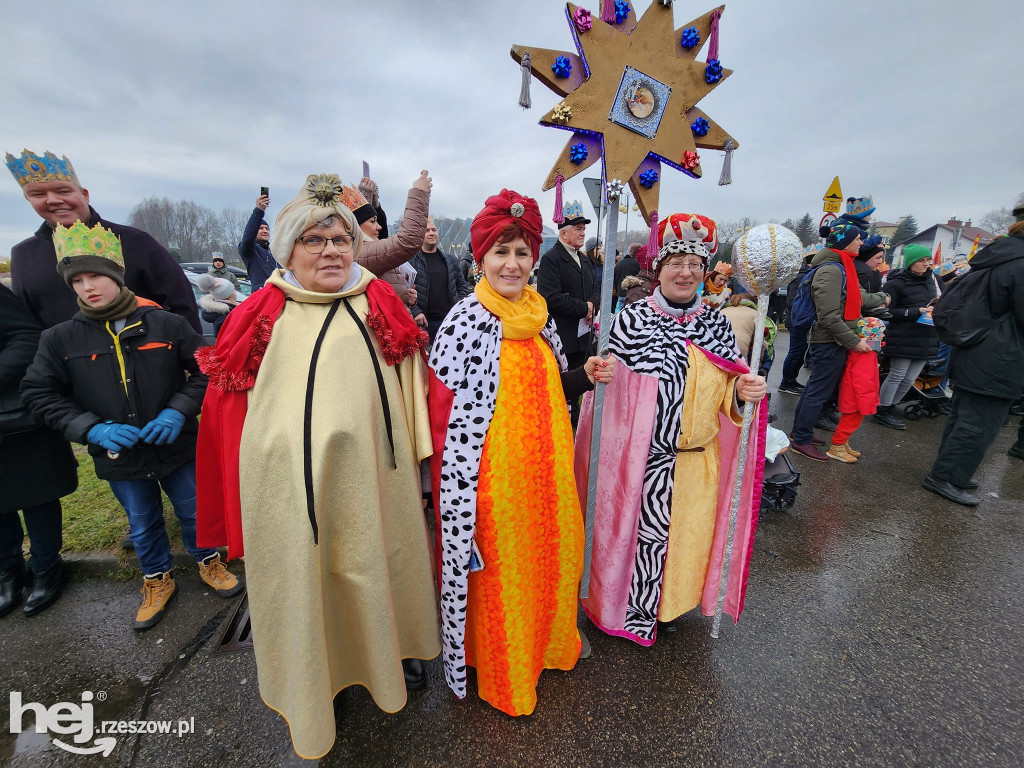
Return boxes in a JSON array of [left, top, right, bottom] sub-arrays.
[[2, 329, 1022, 768]]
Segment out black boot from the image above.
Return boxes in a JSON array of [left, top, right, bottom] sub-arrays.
[[872, 405, 906, 430], [0, 561, 28, 618], [23, 559, 67, 616], [402, 658, 427, 690]]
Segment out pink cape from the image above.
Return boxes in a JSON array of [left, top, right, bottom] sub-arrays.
[[574, 352, 767, 644]]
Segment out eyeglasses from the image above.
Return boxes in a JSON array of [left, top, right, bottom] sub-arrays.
[[296, 234, 354, 254], [662, 261, 705, 274]]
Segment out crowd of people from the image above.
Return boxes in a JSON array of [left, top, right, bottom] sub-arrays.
[[1, 148, 1021, 760]]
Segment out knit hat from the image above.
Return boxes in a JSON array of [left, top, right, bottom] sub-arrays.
[[856, 235, 884, 262], [53, 221, 125, 286], [470, 189, 543, 264], [584, 236, 600, 252], [269, 173, 362, 269], [653, 239, 709, 275], [340, 184, 376, 225], [902, 244, 932, 268], [826, 222, 863, 251], [196, 274, 235, 300], [845, 195, 875, 220], [211, 255, 225, 264], [1013, 203, 1024, 222]]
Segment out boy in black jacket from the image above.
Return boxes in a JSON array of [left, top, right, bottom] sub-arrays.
[[21, 222, 242, 630]]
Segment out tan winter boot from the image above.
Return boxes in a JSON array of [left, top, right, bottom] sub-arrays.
[[135, 572, 177, 630], [198, 553, 243, 597], [826, 442, 858, 463], [844, 441, 861, 457]]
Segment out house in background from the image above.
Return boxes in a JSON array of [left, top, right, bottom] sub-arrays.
[[890, 217, 998, 265], [869, 219, 901, 248]]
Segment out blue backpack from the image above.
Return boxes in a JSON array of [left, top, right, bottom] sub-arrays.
[[789, 263, 847, 328]]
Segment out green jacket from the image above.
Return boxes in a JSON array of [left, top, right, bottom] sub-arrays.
[[808, 248, 887, 348], [208, 266, 240, 289]]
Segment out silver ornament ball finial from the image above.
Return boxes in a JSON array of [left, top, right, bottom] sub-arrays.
[[731, 223, 803, 296]]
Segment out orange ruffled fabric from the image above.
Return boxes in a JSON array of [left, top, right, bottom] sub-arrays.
[[465, 336, 583, 716]]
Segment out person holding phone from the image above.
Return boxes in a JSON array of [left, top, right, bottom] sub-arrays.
[[872, 244, 940, 430], [237, 190, 275, 289]]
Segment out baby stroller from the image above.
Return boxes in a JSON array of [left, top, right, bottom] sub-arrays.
[[899, 356, 951, 420], [760, 396, 801, 513]]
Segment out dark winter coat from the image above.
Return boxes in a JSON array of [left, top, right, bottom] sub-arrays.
[[948, 232, 1024, 399], [11, 207, 201, 333], [537, 240, 600, 355], [881, 268, 940, 360], [855, 259, 883, 293], [20, 305, 209, 481], [0, 285, 77, 513], [409, 248, 471, 321], [614, 255, 641, 296], [237, 206, 276, 289]]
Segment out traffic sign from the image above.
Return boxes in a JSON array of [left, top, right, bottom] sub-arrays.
[[823, 176, 842, 214], [820, 213, 836, 230], [582, 177, 604, 219]]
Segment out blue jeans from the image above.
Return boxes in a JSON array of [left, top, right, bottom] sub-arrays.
[[780, 325, 810, 386], [108, 461, 216, 575], [791, 343, 849, 445]]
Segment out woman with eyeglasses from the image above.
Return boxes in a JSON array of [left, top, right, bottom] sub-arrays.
[[194, 174, 439, 760], [575, 212, 768, 646]]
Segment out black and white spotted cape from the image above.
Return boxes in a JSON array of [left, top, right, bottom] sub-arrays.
[[427, 295, 566, 699]]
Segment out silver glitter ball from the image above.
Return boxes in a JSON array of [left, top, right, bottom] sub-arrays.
[[731, 223, 803, 295], [510, 202, 525, 218]]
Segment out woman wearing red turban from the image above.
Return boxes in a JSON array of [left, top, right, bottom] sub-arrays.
[[427, 189, 612, 716]]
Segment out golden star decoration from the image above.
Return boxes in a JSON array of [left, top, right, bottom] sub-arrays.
[[511, 2, 737, 222]]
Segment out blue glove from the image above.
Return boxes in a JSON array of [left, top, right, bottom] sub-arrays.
[[138, 408, 186, 446], [87, 422, 142, 452]]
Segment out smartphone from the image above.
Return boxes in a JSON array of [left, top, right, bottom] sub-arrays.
[[260, 186, 269, 197]]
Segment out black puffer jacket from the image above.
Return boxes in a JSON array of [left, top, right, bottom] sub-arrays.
[[882, 268, 940, 360], [948, 232, 1024, 399], [20, 305, 208, 481]]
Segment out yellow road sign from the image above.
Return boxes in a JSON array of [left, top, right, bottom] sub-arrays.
[[823, 200, 841, 213], [823, 176, 843, 203]]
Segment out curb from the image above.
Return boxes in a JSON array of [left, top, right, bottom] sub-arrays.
[[64, 550, 245, 579]]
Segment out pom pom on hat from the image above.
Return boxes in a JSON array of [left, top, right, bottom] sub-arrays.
[[825, 222, 863, 250], [196, 274, 235, 300]]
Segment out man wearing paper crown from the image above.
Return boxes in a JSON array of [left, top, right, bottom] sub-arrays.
[[538, 198, 597, 426], [20, 221, 242, 632], [5, 149, 200, 333], [573, 213, 768, 645]]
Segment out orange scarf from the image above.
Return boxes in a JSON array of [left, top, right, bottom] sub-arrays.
[[475, 278, 548, 340]]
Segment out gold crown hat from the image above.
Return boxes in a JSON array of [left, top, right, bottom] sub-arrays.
[[53, 221, 126, 286], [339, 184, 369, 212], [5, 149, 80, 187]]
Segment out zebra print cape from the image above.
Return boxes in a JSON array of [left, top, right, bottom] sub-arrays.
[[576, 295, 765, 643], [426, 294, 566, 699]]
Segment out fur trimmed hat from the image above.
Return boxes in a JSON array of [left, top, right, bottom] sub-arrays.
[[652, 238, 709, 275]]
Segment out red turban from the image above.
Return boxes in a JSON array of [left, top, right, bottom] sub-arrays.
[[470, 189, 543, 264]]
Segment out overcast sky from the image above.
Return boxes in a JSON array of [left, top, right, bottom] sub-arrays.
[[2, 0, 1021, 256]]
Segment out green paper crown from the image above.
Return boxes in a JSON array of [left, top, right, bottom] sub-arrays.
[[53, 221, 124, 268]]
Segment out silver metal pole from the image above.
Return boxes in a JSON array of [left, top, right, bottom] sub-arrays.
[[711, 293, 768, 638], [580, 185, 620, 599]]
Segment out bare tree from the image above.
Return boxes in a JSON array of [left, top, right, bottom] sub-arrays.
[[219, 208, 249, 251], [129, 197, 222, 262], [978, 207, 1013, 236]]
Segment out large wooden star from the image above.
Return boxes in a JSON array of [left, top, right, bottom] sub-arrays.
[[511, 1, 737, 222]]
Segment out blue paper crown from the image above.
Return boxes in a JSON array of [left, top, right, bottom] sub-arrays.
[[563, 200, 584, 220], [5, 148, 79, 187], [846, 195, 876, 218]]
